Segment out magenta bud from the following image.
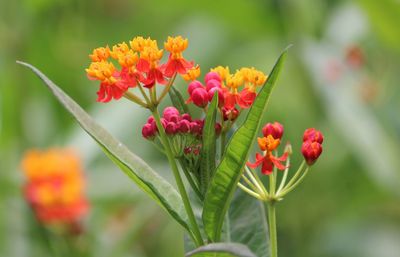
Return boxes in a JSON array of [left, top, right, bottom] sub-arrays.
[[178, 119, 191, 133], [165, 122, 177, 135], [208, 87, 224, 107], [205, 72, 221, 83], [163, 107, 180, 121], [301, 141, 323, 165], [206, 79, 221, 92], [181, 113, 192, 122], [142, 123, 156, 139], [262, 122, 284, 139], [191, 88, 209, 108], [168, 114, 180, 123], [160, 118, 168, 129], [147, 116, 155, 124], [303, 128, 324, 144], [188, 80, 204, 95], [184, 147, 192, 155], [222, 107, 239, 121], [190, 122, 201, 134]]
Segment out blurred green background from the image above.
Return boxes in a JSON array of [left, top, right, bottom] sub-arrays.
[[1, 0, 400, 256]]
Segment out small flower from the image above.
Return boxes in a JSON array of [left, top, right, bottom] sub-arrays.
[[182, 65, 201, 81], [89, 46, 110, 62], [222, 107, 239, 121], [301, 141, 323, 165], [162, 36, 193, 77], [142, 123, 157, 139], [21, 149, 89, 225], [262, 122, 284, 140]]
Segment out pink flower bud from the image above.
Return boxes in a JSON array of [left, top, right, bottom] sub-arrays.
[[301, 141, 323, 165], [190, 121, 202, 135], [160, 118, 168, 129], [181, 113, 192, 122], [178, 119, 191, 133], [184, 147, 192, 155], [303, 128, 324, 144], [147, 116, 155, 124], [208, 87, 224, 107], [205, 72, 221, 83], [205, 79, 221, 92], [142, 123, 156, 139], [262, 122, 284, 139], [168, 114, 180, 123], [191, 88, 209, 108], [163, 107, 180, 121], [188, 80, 204, 95], [222, 107, 239, 121], [165, 122, 177, 135]]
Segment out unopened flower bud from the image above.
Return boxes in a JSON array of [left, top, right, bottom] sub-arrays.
[[165, 122, 177, 135], [178, 119, 191, 133], [188, 80, 203, 95], [206, 79, 221, 92], [181, 113, 192, 122], [222, 107, 239, 121], [147, 116, 155, 124], [160, 118, 168, 129], [205, 71, 221, 83], [301, 141, 322, 165], [191, 88, 209, 108], [303, 128, 324, 144], [142, 123, 156, 139], [262, 122, 284, 139], [284, 142, 293, 155], [190, 121, 202, 135], [208, 87, 224, 107], [163, 107, 180, 121]]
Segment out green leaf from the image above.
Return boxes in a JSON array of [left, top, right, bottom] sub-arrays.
[[17, 61, 193, 237], [199, 92, 218, 195], [222, 190, 269, 257], [169, 86, 190, 115], [185, 243, 257, 257], [202, 48, 288, 241]]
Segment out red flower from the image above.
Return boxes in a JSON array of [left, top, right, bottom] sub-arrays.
[[136, 59, 166, 88], [301, 141, 323, 165], [262, 122, 284, 140], [162, 56, 193, 77], [247, 135, 288, 175]]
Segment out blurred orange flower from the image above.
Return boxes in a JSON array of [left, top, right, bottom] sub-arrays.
[[21, 149, 89, 225]]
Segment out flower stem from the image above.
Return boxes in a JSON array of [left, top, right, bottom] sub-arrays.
[[152, 108, 203, 246], [265, 201, 278, 257], [157, 73, 177, 105]]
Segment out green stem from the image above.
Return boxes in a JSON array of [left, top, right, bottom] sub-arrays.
[[220, 131, 226, 159], [157, 73, 177, 104], [178, 159, 203, 201], [152, 109, 203, 246], [279, 167, 310, 197], [266, 202, 278, 257]]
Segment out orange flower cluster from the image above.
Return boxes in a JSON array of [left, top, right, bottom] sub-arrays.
[[86, 36, 193, 102], [21, 149, 89, 225]]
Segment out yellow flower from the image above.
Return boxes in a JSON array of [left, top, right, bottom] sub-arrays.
[[164, 36, 188, 59], [85, 61, 117, 84], [129, 36, 157, 52], [182, 65, 201, 81], [89, 46, 110, 62]]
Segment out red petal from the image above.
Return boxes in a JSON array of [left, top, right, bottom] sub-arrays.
[[261, 158, 274, 175]]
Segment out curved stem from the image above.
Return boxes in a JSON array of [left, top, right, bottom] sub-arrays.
[[178, 159, 203, 201], [152, 109, 203, 246], [280, 161, 306, 193], [137, 82, 152, 106], [157, 73, 177, 104], [123, 92, 147, 107], [265, 202, 278, 257], [276, 156, 291, 194], [238, 183, 264, 200], [278, 167, 310, 197]]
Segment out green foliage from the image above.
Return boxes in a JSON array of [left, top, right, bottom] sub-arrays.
[[17, 61, 194, 238], [185, 243, 257, 257], [169, 86, 191, 115], [202, 49, 288, 241]]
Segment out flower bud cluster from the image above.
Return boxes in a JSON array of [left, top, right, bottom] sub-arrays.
[[142, 107, 221, 140], [187, 72, 225, 108], [301, 128, 324, 165]]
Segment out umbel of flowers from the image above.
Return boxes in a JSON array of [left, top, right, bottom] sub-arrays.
[[85, 35, 324, 256], [21, 149, 89, 233]]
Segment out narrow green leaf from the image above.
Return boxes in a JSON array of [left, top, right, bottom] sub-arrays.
[[17, 61, 192, 236], [202, 48, 289, 241], [199, 92, 218, 195], [185, 243, 257, 257], [169, 86, 190, 115]]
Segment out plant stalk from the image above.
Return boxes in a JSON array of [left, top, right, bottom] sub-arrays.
[[152, 109, 203, 246], [266, 202, 278, 257]]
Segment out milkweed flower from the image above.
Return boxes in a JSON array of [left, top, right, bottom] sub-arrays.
[[247, 134, 288, 175], [21, 149, 89, 226], [162, 36, 193, 77]]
